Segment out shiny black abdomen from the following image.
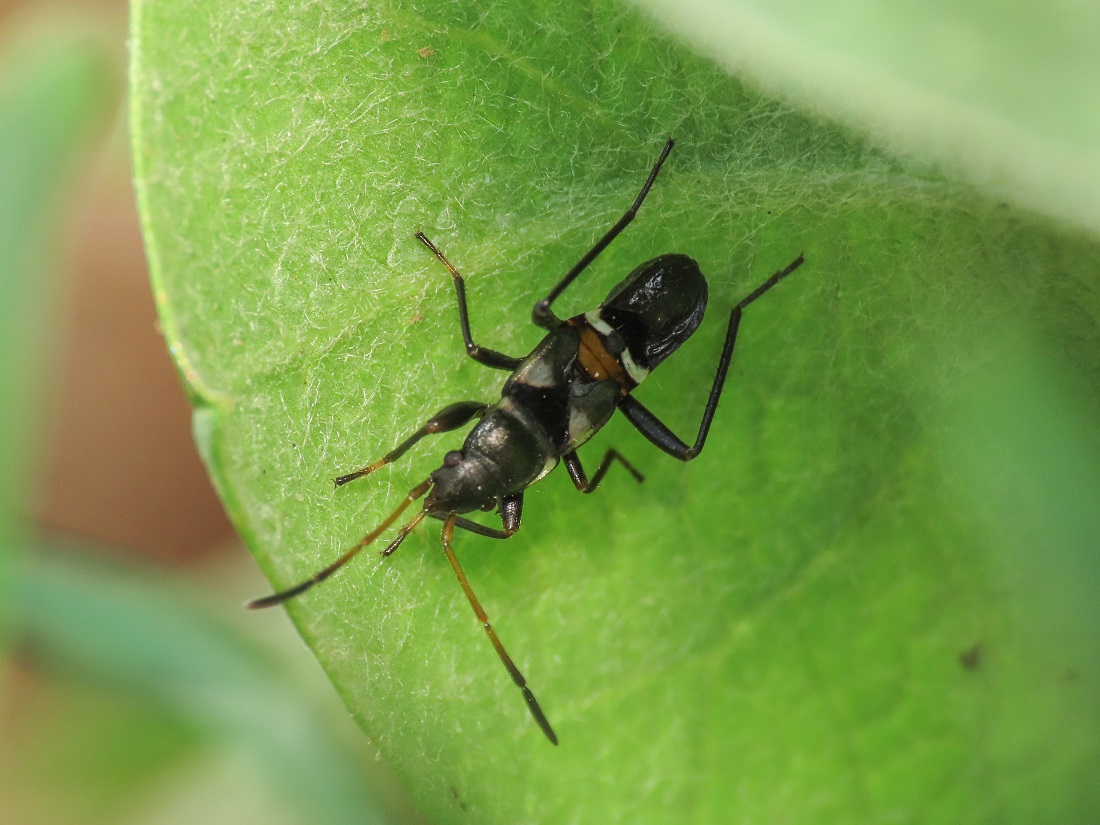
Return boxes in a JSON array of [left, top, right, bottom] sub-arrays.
[[598, 254, 707, 370]]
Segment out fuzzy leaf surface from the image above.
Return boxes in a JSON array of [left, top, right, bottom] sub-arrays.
[[132, 1, 1100, 822]]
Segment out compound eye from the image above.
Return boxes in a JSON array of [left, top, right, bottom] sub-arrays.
[[443, 450, 464, 468]]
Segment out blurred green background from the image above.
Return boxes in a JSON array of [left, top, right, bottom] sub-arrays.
[[3, 1, 1099, 824]]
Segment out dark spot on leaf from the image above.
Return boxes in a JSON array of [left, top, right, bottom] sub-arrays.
[[959, 642, 982, 671], [450, 785, 467, 811]]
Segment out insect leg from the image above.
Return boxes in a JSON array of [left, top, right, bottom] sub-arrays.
[[532, 139, 676, 330], [440, 512, 557, 744], [618, 254, 806, 461], [380, 509, 429, 557], [428, 491, 523, 538], [415, 232, 523, 370], [563, 449, 644, 493], [334, 401, 487, 487]]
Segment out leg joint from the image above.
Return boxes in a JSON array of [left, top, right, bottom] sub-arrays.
[[532, 300, 552, 324]]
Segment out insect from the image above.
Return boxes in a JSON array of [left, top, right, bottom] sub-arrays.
[[249, 139, 805, 745]]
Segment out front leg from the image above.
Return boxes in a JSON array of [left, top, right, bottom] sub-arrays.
[[335, 401, 487, 487], [428, 492, 523, 538]]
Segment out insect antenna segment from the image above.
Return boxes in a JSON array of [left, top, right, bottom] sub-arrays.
[[247, 476, 433, 609], [439, 513, 559, 745]]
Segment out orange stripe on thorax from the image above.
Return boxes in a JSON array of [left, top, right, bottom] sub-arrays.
[[574, 323, 634, 395]]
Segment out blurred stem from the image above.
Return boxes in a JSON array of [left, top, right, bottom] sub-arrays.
[[0, 21, 115, 637], [12, 545, 398, 824]]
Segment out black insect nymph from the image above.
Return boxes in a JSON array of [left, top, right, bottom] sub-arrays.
[[249, 140, 806, 745]]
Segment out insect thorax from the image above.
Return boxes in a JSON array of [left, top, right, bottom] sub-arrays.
[[501, 325, 625, 459]]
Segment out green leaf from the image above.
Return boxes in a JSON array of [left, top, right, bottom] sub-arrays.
[[131, 1, 1100, 822], [635, 0, 1100, 234]]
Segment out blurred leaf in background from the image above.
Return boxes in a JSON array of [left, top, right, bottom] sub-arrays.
[[10, 544, 410, 825], [937, 333, 1100, 817], [634, 0, 1100, 235], [0, 14, 117, 822], [131, 0, 1100, 824]]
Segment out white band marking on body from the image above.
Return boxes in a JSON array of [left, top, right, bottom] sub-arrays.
[[584, 310, 649, 384]]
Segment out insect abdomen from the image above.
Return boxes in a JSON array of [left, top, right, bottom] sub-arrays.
[[596, 254, 707, 371]]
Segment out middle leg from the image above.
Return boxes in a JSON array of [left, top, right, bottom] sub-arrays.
[[416, 232, 522, 370], [563, 449, 645, 493]]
